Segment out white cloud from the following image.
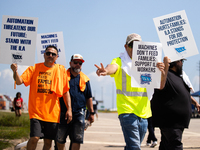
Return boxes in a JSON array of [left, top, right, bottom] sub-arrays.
[[18, 65, 29, 74], [88, 71, 114, 85], [0, 65, 30, 108], [88, 71, 116, 109], [2, 69, 13, 81], [0, 65, 29, 82]]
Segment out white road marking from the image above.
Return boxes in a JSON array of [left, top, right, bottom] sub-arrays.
[[85, 131, 123, 134]]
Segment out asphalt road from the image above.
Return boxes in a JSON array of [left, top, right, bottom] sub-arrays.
[[33, 112, 200, 150]]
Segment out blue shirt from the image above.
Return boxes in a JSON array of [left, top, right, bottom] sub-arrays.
[[60, 73, 92, 113]]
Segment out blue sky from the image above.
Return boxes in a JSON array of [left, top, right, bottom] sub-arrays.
[[0, 0, 200, 109]]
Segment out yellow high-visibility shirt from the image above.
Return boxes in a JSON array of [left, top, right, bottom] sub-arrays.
[[110, 57, 152, 118]]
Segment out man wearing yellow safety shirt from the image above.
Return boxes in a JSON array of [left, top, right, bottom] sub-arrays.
[[95, 33, 165, 150]]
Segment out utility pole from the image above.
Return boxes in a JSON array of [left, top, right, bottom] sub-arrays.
[[199, 61, 200, 102], [101, 87, 103, 100], [112, 82, 114, 109], [101, 87, 104, 109]]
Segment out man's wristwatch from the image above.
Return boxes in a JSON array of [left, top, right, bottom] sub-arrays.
[[90, 112, 95, 115]]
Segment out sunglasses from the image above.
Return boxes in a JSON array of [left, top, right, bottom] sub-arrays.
[[128, 42, 133, 48], [45, 52, 57, 57], [73, 61, 83, 65]]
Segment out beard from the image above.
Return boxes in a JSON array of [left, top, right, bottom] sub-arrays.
[[71, 67, 81, 73], [175, 63, 182, 76]]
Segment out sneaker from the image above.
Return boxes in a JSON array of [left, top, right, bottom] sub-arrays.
[[146, 142, 151, 146], [150, 141, 157, 148]]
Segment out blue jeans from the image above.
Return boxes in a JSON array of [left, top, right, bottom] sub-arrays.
[[56, 109, 85, 144], [119, 113, 148, 150]]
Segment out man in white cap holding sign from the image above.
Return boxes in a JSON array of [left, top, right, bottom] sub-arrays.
[[56, 54, 94, 150], [95, 33, 165, 150]]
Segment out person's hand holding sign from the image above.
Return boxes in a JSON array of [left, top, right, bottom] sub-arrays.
[[10, 63, 23, 87], [11, 63, 18, 72], [10, 63, 18, 89], [158, 56, 171, 89]]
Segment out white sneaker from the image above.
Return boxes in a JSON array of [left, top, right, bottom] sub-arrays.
[[146, 142, 151, 146], [150, 141, 157, 148]]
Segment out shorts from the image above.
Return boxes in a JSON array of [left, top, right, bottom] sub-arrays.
[[15, 106, 21, 110], [30, 118, 58, 140], [56, 109, 85, 144], [94, 109, 98, 114]]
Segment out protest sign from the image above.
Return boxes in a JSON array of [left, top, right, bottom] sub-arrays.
[[37, 32, 67, 67], [131, 41, 162, 89], [153, 10, 198, 62], [0, 15, 38, 65]]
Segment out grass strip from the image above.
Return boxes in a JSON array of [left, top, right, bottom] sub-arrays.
[[0, 111, 30, 149]]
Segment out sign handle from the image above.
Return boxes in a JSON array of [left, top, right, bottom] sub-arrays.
[[14, 70, 16, 89]]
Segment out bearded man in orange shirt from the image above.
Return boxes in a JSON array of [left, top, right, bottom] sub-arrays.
[[11, 45, 72, 150]]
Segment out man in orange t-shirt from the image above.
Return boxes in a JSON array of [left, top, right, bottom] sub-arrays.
[[10, 45, 72, 150]]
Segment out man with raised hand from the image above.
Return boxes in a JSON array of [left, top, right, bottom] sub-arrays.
[[11, 45, 72, 150], [95, 33, 165, 150], [151, 58, 200, 150]]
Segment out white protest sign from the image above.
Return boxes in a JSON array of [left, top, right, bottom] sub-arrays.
[[37, 32, 67, 67], [131, 41, 162, 89], [0, 15, 38, 65], [153, 10, 198, 62]]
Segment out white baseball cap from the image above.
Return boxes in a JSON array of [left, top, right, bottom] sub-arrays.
[[70, 54, 85, 63], [126, 33, 142, 44]]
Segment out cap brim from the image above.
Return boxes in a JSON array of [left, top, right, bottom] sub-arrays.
[[73, 59, 85, 63], [127, 39, 141, 44], [171, 58, 187, 63]]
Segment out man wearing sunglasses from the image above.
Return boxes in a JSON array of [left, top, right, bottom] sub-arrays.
[[56, 54, 94, 150], [10, 45, 72, 150], [95, 33, 166, 150]]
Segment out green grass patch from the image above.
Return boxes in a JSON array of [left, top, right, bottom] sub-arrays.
[[0, 111, 30, 149], [0, 140, 12, 150], [0, 126, 29, 139]]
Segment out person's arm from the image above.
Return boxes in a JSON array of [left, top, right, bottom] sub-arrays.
[[94, 63, 118, 76], [86, 97, 94, 123], [191, 96, 200, 113], [10, 63, 23, 85], [21, 101, 24, 111], [63, 91, 72, 124], [158, 56, 171, 90], [12, 99, 15, 110]]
